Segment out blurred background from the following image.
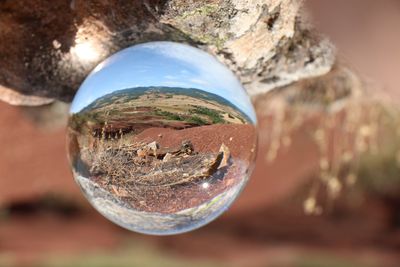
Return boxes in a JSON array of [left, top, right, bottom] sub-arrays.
[[1, 1, 400, 266]]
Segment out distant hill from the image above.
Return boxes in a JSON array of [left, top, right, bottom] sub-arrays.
[[80, 86, 254, 123]]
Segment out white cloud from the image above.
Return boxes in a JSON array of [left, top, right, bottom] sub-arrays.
[[189, 78, 210, 87], [164, 75, 177, 80]]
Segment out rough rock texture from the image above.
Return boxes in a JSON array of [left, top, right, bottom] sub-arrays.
[[0, 0, 335, 106], [0, 85, 54, 106], [161, 0, 335, 95]]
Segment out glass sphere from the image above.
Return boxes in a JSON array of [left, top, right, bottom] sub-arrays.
[[67, 42, 257, 235]]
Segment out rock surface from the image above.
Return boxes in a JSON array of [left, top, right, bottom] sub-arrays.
[[0, 0, 335, 105]]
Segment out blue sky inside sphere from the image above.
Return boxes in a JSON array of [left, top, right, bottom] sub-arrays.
[[70, 42, 257, 123]]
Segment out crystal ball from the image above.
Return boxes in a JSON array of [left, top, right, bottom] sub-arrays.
[[67, 42, 257, 235]]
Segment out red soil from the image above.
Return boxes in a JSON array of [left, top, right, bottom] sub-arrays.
[[91, 123, 257, 214], [1, 100, 399, 266], [0, 103, 81, 205], [133, 124, 257, 163]]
